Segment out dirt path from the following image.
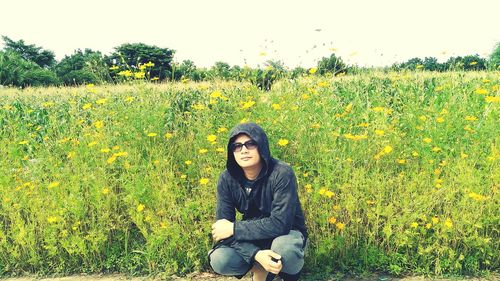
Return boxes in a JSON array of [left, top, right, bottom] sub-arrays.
[[1, 272, 498, 281]]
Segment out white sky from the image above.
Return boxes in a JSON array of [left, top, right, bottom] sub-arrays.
[[0, 0, 499, 68]]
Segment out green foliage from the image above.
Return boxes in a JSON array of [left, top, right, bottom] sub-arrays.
[[489, 42, 500, 69], [55, 49, 111, 85], [108, 43, 175, 81], [317, 53, 347, 75], [0, 50, 59, 87], [2, 36, 56, 68], [445, 55, 487, 71], [0, 72, 497, 278]]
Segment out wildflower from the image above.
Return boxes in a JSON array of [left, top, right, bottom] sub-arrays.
[[465, 116, 478, 121], [461, 153, 468, 158], [82, 103, 92, 110], [147, 133, 157, 137], [425, 223, 431, 229], [199, 148, 208, 154], [210, 91, 222, 99], [48, 181, 60, 189], [107, 156, 117, 164], [383, 146, 393, 154], [432, 217, 439, 224], [419, 115, 427, 121], [125, 96, 135, 103], [217, 127, 228, 133], [47, 216, 58, 223], [137, 204, 145, 212], [96, 98, 107, 105], [240, 100, 256, 109], [308, 68, 317, 74], [475, 88, 488, 95], [164, 133, 173, 139], [336, 222, 345, 230], [366, 200, 375, 205], [93, 121, 104, 129], [216, 147, 225, 153], [272, 103, 281, 110], [397, 159, 406, 164], [180, 174, 187, 179], [328, 217, 337, 224], [444, 218, 453, 228], [468, 192, 486, 201], [325, 191, 335, 198], [374, 129, 384, 136], [344, 133, 367, 141], [199, 178, 210, 185], [207, 135, 217, 143], [432, 147, 441, 152], [423, 137, 432, 143], [88, 141, 98, 147], [67, 151, 75, 159], [18, 140, 29, 145], [102, 187, 110, 195], [311, 123, 321, 129], [436, 117, 445, 123], [411, 222, 419, 228], [485, 96, 500, 103], [278, 139, 289, 146], [185, 160, 192, 165], [412, 151, 419, 157]]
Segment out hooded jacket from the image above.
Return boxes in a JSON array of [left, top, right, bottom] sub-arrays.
[[209, 122, 308, 269]]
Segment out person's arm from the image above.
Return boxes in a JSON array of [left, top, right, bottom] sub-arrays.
[[233, 167, 298, 241], [215, 173, 236, 221]]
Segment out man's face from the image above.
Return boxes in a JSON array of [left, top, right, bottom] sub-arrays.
[[232, 134, 261, 169]]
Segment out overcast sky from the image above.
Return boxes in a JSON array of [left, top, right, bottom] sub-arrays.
[[1, 0, 499, 68]]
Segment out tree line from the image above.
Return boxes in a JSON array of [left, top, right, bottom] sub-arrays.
[[0, 36, 499, 89]]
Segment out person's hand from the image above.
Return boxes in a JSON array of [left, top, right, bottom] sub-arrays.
[[255, 250, 282, 275], [211, 219, 234, 242]]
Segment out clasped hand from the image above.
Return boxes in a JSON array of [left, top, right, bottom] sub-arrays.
[[211, 219, 234, 242]]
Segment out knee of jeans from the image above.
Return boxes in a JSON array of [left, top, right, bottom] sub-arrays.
[[209, 249, 228, 274], [271, 236, 304, 274]]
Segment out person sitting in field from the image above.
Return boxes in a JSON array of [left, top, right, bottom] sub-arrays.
[[208, 122, 308, 281]]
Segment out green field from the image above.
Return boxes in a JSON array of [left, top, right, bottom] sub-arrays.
[[0, 71, 498, 278]]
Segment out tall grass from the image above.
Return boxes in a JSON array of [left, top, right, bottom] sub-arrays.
[[0, 71, 498, 277]]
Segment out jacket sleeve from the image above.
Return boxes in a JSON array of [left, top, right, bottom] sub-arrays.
[[215, 173, 236, 221], [233, 167, 298, 241]]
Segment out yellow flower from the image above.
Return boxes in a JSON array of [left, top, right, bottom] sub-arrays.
[[100, 148, 111, 153], [147, 132, 157, 137], [412, 151, 419, 157], [47, 216, 58, 223], [216, 147, 225, 153], [192, 103, 205, 110], [217, 127, 228, 133], [419, 115, 427, 121], [93, 120, 104, 129], [88, 141, 98, 147], [185, 160, 192, 165], [335, 222, 345, 230], [164, 133, 173, 139], [102, 187, 110, 195], [199, 178, 210, 185], [82, 103, 92, 110], [67, 151, 75, 159], [134, 72, 145, 79], [475, 88, 488, 95], [468, 192, 486, 201], [425, 223, 432, 229], [180, 174, 187, 179], [18, 140, 29, 145], [328, 217, 337, 224], [436, 117, 445, 123], [308, 68, 317, 74], [431, 217, 439, 224], [207, 134, 217, 142], [383, 146, 393, 154], [444, 218, 453, 228], [358, 122, 369, 127], [240, 100, 256, 109], [423, 137, 432, 143], [485, 96, 500, 103], [278, 139, 289, 146], [374, 129, 385, 136], [397, 159, 406, 164], [199, 148, 208, 154], [137, 204, 145, 212], [210, 91, 222, 99], [461, 153, 468, 159], [311, 123, 320, 129], [344, 134, 367, 141], [465, 116, 478, 121], [272, 103, 281, 110], [112, 146, 120, 150], [96, 98, 107, 105], [107, 156, 117, 164], [410, 222, 418, 228], [48, 181, 60, 189], [325, 191, 335, 198], [432, 147, 441, 152]]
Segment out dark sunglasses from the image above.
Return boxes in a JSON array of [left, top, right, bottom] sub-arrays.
[[231, 140, 258, 152]]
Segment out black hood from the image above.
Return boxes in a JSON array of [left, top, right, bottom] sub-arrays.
[[227, 122, 273, 183]]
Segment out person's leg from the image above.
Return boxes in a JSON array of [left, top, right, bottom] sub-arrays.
[[250, 262, 268, 281], [209, 245, 251, 276], [270, 230, 305, 275]]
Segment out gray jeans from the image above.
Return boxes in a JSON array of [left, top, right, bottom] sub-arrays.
[[209, 230, 306, 276]]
